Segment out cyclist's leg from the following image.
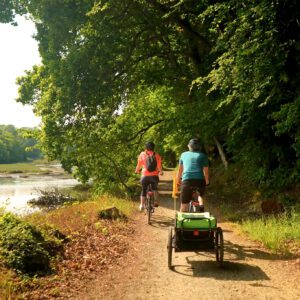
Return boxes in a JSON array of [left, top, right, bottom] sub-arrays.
[[150, 176, 159, 206], [154, 191, 159, 206], [140, 176, 148, 210], [197, 179, 206, 206], [180, 180, 192, 212]]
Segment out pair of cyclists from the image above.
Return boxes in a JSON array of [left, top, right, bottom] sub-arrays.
[[135, 139, 209, 212]]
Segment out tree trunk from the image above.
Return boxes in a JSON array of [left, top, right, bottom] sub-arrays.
[[214, 137, 228, 170]]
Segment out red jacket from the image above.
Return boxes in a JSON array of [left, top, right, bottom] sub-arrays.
[[136, 150, 162, 176]]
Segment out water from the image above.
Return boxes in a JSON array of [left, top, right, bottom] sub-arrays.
[[0, 174, 79, 215]]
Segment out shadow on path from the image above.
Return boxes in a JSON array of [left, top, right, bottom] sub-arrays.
[[172, 258, 271, 281], [148, 214, 174, 229], [169, 238, 291, 279], [224, 240, 292, 261]]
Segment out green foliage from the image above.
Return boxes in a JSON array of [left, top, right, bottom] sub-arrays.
[[0, 125, 42, 164], [0, 0, 26, 24], [3, 0, 298, 194], [193, 0, 300, 190], [0, 213, 53, 274]]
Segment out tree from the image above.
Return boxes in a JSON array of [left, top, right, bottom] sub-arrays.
[[193, 0, 300, 188], [7, 0, 299, 192], [0, 125, 42, 163]]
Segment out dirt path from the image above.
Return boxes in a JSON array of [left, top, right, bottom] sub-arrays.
[[78, 172, 300, 300]]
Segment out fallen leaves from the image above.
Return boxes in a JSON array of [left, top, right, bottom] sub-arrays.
[[21, 219, 135, 299]]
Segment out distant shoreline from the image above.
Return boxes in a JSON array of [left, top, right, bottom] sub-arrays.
[[0, 160, 71, 178]]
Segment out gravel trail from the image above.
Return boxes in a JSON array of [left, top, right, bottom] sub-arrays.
[[79, 172, 300, 300]]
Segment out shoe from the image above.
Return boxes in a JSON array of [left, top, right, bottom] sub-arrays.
[[139, 204, 144, 211], [154, 202, 159, 207]]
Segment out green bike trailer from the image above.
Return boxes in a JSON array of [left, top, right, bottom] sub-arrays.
[[174, 212, 217, 251], [176, 212, 217, 229], [167, 175, 224, 269]]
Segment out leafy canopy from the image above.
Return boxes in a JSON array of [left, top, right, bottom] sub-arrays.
[[3, 0, 299, 192]]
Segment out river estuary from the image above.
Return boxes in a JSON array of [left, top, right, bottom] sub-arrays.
[[0, 168, 79, 214]]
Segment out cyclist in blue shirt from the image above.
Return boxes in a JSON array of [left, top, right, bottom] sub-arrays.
[[177, 139, 209, 212]]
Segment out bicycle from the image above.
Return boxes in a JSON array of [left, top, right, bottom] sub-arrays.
[[189, 188, 205, 213], [145, 184, 155, 224]]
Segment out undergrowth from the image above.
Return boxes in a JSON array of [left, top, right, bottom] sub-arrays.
[[211, 162, 300, 255], [240, 211, 300, 255], [0, 267, 17, 300], [0, 195, 136, 298], [26, 194, 136, 234], [0, 213, 63, 275]]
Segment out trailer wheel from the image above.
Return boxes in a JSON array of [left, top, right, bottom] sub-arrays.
[[167, 227, 173, 269], [215, 227, 224, 266]]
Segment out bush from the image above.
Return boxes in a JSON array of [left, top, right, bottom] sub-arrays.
[[28, 188, 76, 208], [0, 213, 51, 274]]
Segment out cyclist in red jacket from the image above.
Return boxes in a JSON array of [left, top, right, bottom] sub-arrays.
[[135, 141, 163, 211]]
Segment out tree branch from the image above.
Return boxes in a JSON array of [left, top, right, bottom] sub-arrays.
[[123, 119, 166, 142], [146, 0, 211, 50]]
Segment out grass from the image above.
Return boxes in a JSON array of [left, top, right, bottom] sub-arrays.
[[240, 211, 300, 255], [0, 159, 64, 174], [0, 268, 17, 300], [209, 162, 300, 255], [26, 194, 136, 237], [0, 162, 42, 174], [0, 158, 54, 174]]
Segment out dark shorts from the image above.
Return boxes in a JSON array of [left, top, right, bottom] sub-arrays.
[[141, 176, 159, 197], [180, 179, 206, 204]]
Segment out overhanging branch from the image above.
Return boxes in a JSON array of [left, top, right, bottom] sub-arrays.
[[123, 118, 165, 142]]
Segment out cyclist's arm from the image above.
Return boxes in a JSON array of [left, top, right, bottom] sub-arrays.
[[203, 166, 209, 185], [135, 154, 143, 173]]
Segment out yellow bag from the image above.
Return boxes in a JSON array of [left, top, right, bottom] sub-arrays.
[[172, 171, 180, 199]]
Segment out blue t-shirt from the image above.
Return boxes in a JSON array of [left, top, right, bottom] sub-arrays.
[[179, 151, 208, 181]]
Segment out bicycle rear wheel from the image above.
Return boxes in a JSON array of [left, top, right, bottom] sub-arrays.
[[147, 196, 152, 224]]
